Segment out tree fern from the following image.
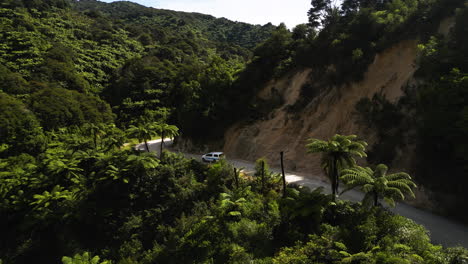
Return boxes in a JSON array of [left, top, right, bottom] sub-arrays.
[[126, 124, 158, 152], [306, 134, 368, 200], [62, 252, 111, 264], [153, 122, 179, 158], [340, 164, 417, 207]]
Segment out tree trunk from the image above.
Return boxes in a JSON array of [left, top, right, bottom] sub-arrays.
[[374, 191, 378, 206], [335, 159, 339, 192], [233, 168, 239, 189], [94, 133, 98, 150], [261, 160, 265, 195], [160, 132, 164, 159], [331, 158, 337, 201], [280, 151, 287, 198], [144, 140, 150, 152]]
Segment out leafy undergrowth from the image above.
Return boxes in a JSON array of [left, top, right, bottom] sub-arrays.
[[1, 126, 467, 263]]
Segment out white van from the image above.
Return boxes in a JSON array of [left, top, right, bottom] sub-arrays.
[[201, 152, 224, 163]]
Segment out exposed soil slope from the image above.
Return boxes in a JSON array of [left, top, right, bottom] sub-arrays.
[[224, 39, 419, 178]]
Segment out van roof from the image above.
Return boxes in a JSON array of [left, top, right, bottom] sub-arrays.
[[209, 152, 224, 155]]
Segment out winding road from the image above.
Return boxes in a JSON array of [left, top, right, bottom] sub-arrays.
[[138, 138, 468, 248]]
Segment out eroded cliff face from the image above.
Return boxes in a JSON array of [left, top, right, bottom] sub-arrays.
[[223, 39, 419, 179]]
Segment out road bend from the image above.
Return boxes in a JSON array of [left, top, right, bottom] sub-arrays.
[[142, 139, 468, 248]]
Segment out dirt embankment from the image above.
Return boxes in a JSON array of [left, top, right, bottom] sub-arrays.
[[223, 39, 419, 179]]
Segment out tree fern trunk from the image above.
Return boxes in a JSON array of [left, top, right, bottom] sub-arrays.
[[280, 151, 287, 198], [94, 133, 97, 150], [160, 133, 164, 159], [261, 160, 265, 196], [144, 140, 149, 152], [331, 158, 337, 201], [234, 168, 239, 189]]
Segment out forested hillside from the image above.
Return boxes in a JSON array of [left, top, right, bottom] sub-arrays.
[[0, 0, 276, 138], [1, 0, 468, 263]]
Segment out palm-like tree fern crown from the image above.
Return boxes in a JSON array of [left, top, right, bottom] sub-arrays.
[[340, 164, 417, 207], [306, 134, 368, 168]]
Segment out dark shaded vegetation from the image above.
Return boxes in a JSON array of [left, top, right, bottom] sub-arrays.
[[355, 94, 405, 165], [1, 126, 467, 263], [245, 0, 466, 116], [70, 0, 278, 138], [0, 0, 468, 263], [0, 92, 45, 156], [30, 86, 114, 130], [354, 5, 468, 223], [411, 6, 468, 222], [298, 0, 464, 84]]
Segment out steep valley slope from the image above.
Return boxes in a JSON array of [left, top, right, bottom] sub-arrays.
[[224, 39, 419, 179]]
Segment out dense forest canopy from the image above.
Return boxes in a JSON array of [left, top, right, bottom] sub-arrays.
[[0, 0, 468, 263], [0, 0, 276, 136]]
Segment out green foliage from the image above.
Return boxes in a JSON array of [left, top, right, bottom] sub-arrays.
[[126, 123, 158, 152], [0, 1, 467, 263], [154, 123, 179, 140], [1, 123, 466, 263], [29, 87, 114, 130], [253, 158, 282, 195], [225, 24, 294, 123], [405, 5, 468, 222], [30, 185, 76, 219], [350, 5, 468, 223], [72, 0, 275, 51], [340, 164, 417, 207], [276, 186, 331, 245], [205, 159, 237, 194], [0, 6, 142, 90], [271, 203, 464, 264], [62, 252, 111, 264], [154, 123, 179, 158], [243, 0, 466, 117], [0, 65, 29, 94], [0, 0, 273, 141], [106, 56, 177, 124], [306, 134, 367, 199], [37, 44, 91, 92], [0, 92, 45, 155], [106, 50, 244, 137]]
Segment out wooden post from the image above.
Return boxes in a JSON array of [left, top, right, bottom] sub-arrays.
[[280, 151, 287, 197]]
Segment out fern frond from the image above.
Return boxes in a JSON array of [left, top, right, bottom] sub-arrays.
[[383, 197, 396, 207], [385, 187, 405, 200], [386, 172, 411, 180], [362, 184, 374, 193], [306, 139, 328, 153]]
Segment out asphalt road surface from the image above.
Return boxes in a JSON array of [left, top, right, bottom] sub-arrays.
[[140, 139, 468, 248]]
